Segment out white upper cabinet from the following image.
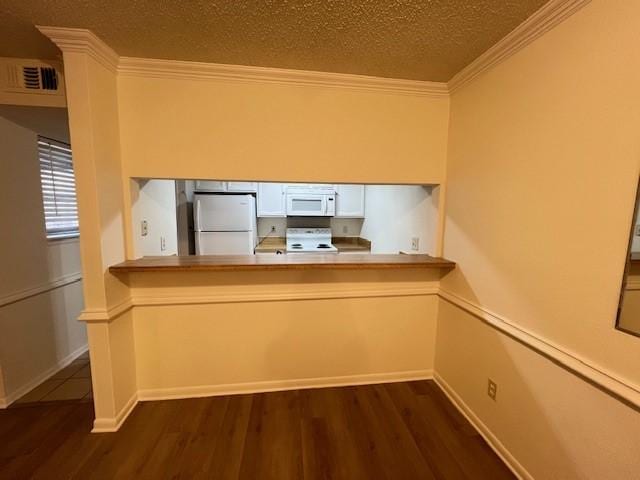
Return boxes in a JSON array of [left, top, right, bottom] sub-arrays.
[[194, 181, 257, 193], [335, 184, 365, 218], [257, 183, 286, 217], [227, 182, 258, 193], [194, 180, 226, 192]]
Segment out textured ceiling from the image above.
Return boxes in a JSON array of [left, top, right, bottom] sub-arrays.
[[0, 0, 548, 82]]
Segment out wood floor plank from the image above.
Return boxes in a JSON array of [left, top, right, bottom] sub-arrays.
[[384, 381, 472, 479], [238, 390, 304, 480], [353, 384, 437, 479], [300, 386, 378, 480], [0, 381, 514, 480]]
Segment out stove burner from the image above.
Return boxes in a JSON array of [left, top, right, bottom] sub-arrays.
[[317, 244, 332, 249]]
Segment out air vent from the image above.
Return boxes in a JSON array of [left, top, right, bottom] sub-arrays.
[[23, 66, 41, 89], [39, 67, 58, 90], [1, 58, 66, 104], [22, 66, 59, 90]]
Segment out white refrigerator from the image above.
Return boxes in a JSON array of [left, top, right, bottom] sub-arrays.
[[194, 194, 257, 255]]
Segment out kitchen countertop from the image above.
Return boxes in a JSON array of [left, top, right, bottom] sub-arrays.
[[109, 254, 455, 273], [254, 236, 371, 253], [254, 237, 287, 253], [332, 237, 371, 252]]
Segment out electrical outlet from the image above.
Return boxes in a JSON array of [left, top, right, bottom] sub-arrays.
[[160, 236, 166, 251], [343, 225, 348, 234], [411, 237, 419, 251], [487, 379, 497, 401], [141, 220, 148, 236]]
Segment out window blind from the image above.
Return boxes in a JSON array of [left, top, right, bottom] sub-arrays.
[[38, 137, 79, 239]]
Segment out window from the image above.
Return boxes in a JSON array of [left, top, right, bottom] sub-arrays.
[[38, 137, 79, 239]]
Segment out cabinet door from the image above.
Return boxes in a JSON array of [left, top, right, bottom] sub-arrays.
[[227, 182, 258, 193], [257, 183, 286, 217], [194, 180, 227, 192], [335, 184, 365, 217]]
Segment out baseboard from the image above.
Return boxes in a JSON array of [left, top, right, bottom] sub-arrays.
[[92, 391, 139, 433], [433, 372, 533, 480], [138, 369, 433, 402], [0, 343, 89, 408]]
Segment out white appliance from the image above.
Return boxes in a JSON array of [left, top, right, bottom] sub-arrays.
[[194, 194, 257, 254], [286, 184, 336, 217], [286, 228, 338, 253]]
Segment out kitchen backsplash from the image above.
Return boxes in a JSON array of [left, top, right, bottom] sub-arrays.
[[257, 217, 364, 238]]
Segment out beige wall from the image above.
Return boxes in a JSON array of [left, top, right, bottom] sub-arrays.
[[130, 179, 178, 257], [361, 185, 437, 254], [436, 300, 640, 480], [127, 269, 440, 397], [438, 0, 640, 477], [0, 115, 86, 406], [117, 75, 450, 185], [135, 295, 437, 395]]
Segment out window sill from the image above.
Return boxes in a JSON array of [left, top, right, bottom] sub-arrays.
[[47, 235, 80, 245]]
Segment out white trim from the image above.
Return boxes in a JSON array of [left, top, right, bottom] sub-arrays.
[[448, 0, 591, 92], [433, 373, 533, 480], [78, 286, 438, 322], [0, 344, 88, 408], [138, 369, 433, 402], [47, 236, 80, 246], [77, 286, 640, 410], [0, 273, 82, 308], [36, 26, 119, 73], [132, 286, 439, 306], [117, 57, 448, 97], [439, 289, 640, 409], [78, 297, 133, 322], [92, 391, 138, 433]]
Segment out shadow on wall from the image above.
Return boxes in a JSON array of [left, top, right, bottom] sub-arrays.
[[0, 112, 86, 406], [0, 280, 84, 400]]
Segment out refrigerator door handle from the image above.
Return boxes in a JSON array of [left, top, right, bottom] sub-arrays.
[[195, 199, 201, 231]]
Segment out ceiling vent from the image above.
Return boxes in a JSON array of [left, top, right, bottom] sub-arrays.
[[1, 59, 65, 97]]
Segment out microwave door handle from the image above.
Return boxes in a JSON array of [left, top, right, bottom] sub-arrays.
[[322, 197, 327, 215]]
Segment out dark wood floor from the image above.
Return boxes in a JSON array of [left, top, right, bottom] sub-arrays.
[[0, 380, 514, 479]]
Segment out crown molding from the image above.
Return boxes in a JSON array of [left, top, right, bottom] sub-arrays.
[[448, 0, 591, 93], [117, 57, 449, 97], [36, 26, 119, 73]]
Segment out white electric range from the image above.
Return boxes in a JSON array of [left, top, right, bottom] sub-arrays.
[[286, 228, 338, 253]]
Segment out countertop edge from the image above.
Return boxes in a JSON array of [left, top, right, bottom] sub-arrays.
[[109, 254, 456, 273]]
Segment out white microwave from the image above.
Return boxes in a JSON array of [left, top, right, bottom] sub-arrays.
[[286, 193, 335, 216]]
